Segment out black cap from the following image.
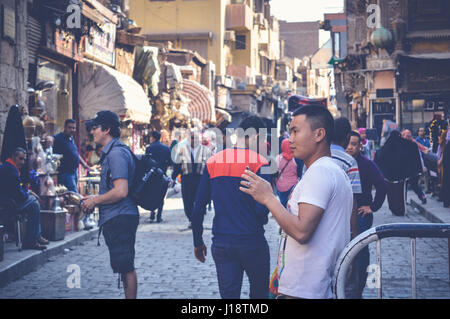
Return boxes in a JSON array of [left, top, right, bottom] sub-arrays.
[[86, 111, 120, 131]]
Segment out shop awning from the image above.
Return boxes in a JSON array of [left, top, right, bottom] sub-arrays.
[[399, 52, 450, 60], [180, 79, 216, 122], [78, 61, 152, 124], [215, 108, 232, 125]]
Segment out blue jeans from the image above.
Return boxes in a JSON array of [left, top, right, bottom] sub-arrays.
[[354, 213, 374, 298], [211, 240, 270, 299], [19, 196, 42, 245], [58, 172, 78, 193]]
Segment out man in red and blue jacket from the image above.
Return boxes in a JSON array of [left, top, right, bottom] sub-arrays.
[[191, 116, 272, 299]]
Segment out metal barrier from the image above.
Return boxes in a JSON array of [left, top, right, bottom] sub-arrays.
[[333, 223, 450, 299]]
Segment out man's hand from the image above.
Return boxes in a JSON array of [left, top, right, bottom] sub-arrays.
[[239, 169, 275, 206], [358, 205, 373, 217], [194, 244, 207, 263], [81, 195, 98, 212]]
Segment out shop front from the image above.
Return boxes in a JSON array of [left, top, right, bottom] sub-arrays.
[[368, 69, 397, 139], [29, 24, 83, 136], [398, 54, 450, 133]]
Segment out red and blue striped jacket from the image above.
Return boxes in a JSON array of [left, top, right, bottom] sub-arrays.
[[192, 148, 271, 247]]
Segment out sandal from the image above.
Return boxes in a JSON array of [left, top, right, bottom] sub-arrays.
[[37, 236, 49, 245]]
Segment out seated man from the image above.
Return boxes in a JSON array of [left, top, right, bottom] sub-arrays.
[[0, 147, 48, 250]]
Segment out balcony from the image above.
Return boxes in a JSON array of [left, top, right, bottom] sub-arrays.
[[226, 4, 252, 31]]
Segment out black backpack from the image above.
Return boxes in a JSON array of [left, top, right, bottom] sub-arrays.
[[101, 142, 171, 211]]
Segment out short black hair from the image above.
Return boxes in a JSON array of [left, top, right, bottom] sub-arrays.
[[65, 119, 76, 127], [237, 115, 266, 138], [100, 123, 121, 138], [292, 105, 334, 144], [349, 131, 361, 142], [238, 115, 266, 131], [151, 130, 161, 141], [12, 147, 27, 157], [332, 117, 352, 145]]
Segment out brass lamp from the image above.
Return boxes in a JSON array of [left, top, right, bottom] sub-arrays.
[[23, 115, 36, 143]]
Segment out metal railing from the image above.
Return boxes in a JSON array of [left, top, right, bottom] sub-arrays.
[[333, 223, 450, 299]]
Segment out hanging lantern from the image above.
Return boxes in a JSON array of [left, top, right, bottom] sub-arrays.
[[370, 26, 394, 49], [23, 115, 36, 142]]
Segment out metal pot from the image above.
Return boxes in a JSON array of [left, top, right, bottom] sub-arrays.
[[66, 191, 83, 206]]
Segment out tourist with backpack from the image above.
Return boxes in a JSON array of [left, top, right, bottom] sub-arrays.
[[81, 111, 139, 299]]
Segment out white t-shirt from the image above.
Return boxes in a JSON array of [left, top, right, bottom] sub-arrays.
[[277, 156, 353, 299]]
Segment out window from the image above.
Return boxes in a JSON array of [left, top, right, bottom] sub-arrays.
[[408, 0, 450, 31], [235, 35, 246, 50]]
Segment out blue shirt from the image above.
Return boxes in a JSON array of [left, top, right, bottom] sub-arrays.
[[191, 148, 271, 247], [98, 138, 139, 227], [415, 137, 430, 149], [53, 133, 80, 174], [0, 161, 29, 206]]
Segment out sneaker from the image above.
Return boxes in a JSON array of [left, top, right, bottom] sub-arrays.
[[156, 218, 163, 223], [85, 217, 96, 228], [149, 211, 156, 222]]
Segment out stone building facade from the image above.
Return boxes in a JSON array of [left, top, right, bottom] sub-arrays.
[[0, 0, 29, 148]]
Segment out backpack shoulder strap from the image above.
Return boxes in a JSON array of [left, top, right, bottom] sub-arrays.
[[99, 141, 137, 189], [99, 140, 135, 164]]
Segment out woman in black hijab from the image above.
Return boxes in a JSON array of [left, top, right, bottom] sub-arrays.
[[375, 130, 422, 215]]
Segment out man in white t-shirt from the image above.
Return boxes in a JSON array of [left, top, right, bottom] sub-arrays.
[[240, 105, 353, 299]]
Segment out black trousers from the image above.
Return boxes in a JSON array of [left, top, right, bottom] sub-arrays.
[[181, 174, 202, 222], [386, 180, 406, 216], [408, 175, 425, 200]]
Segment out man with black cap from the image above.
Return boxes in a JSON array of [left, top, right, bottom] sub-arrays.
[[81, 111, 139, 299]]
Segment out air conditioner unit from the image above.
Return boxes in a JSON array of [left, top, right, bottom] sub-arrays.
[[224, 30, 236, 43]]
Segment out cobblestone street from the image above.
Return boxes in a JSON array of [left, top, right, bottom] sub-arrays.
[[0, 193, 449, 299]]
